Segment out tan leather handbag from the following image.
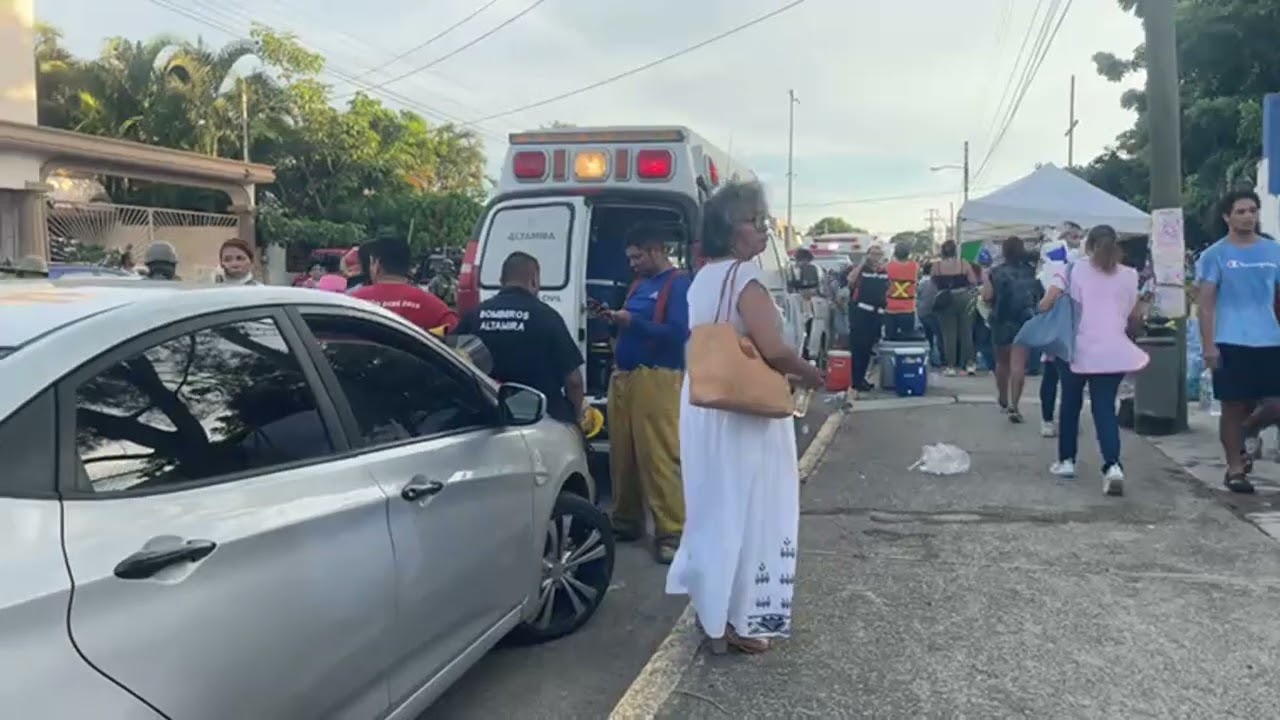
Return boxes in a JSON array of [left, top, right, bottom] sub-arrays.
[[687, 261, 793, 418]]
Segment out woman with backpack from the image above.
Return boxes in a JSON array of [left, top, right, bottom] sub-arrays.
[[981, 236, 1042, 423]]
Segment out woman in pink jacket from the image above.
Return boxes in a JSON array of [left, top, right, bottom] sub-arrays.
[[1039, 225, 1148, 496]]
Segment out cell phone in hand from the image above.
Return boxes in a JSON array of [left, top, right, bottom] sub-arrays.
[[587, 298, 610, 318]]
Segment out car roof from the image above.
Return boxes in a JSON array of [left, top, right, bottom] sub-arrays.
[[0, 278, 375, 350]]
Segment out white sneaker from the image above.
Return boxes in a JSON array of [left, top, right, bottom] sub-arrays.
[[1040, 421, 1056, 438], [1244, 435, 1262, 459], [1103, 465, 1125, 496], [1049, 459, 1076, 478]]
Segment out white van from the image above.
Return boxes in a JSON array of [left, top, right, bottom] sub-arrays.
[[458, 126, 804, 454]]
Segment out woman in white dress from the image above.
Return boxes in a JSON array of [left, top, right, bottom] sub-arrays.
[[667, 181, 824, 654]]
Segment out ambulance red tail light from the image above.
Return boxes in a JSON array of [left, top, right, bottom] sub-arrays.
[[512, 151, 547, 181], [457, 240, 480, 314], [635, 150, 674, 180]]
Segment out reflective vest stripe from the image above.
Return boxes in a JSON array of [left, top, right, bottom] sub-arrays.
[[885, 261, 918, 314]]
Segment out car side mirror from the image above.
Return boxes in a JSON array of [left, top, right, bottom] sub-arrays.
[[498, 383, 546, 426]]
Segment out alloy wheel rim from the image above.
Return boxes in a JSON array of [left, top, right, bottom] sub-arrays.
[[532, 513, 607, 630]]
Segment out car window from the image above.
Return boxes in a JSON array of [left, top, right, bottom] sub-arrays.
[[74, 317, 332, 493], [479, 203, 573, 290], [0, 390, 56, 497], [303, 315, 490, 446]]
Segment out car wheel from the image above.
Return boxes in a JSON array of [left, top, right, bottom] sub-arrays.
[[508, 493, 616, 644]]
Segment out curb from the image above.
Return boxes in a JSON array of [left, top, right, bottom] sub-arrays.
[[606, 406, 847, 720]]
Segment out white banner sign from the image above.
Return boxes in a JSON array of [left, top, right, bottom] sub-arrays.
[[1150, 207, 1187, 318]]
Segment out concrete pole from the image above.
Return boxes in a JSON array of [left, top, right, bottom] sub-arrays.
[[1143, 0, 1187, 432], [1066, 75, 1079, 166], [0, 0, 47, 261], [785, 89, 798, 247]]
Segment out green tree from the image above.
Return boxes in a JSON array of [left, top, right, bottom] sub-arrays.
[[807, 217, 866, 236], [1079, 0, 1280, 250], [889, 229, 935, 256], [34, 25, 489, 253]]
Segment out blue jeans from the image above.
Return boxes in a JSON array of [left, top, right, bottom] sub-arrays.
[[1040, 358, 1060, 423], [1057, 361, 1124, 469]]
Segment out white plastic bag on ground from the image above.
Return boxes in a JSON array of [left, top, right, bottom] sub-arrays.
[[910, 443, 971, 475]]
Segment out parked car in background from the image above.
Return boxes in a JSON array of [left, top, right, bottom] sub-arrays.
[[0, 279, 614, 719], [47, 263, 140, 280]]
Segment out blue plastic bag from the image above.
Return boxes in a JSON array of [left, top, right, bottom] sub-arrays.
[[1013, 265, 1077, 361]]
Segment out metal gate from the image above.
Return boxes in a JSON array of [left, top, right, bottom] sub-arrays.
[[47, 202, 238, 278]]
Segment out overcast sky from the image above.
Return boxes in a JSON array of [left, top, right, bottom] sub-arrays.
[[39, 0, 1145, 235]]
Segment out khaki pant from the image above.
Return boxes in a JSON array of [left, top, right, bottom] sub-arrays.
[[607, 367, 684, 540]]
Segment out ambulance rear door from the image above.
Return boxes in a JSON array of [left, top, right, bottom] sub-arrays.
[[475, 196, 588, 351]]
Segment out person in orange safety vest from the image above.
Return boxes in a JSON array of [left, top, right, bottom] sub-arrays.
[[884, 243, 921, 340]]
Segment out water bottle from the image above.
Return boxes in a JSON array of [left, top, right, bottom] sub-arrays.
[[793, 387, 813, 417], [1199, 368, 1221, 416]]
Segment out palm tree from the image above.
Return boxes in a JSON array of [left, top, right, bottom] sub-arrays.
[[162, 37, 264, 157]]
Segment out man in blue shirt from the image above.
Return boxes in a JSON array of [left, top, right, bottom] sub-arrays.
[[1196, 189, 1280, 493], [601, 223, 691, 563]]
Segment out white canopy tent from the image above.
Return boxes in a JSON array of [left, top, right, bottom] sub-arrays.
[[958, 164, 1150, 251]]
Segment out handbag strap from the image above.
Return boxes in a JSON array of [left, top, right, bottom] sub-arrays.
[[714, 261, 743, 324]]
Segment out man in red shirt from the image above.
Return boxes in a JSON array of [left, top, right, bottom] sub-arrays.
[[351, 237, 458, 333]]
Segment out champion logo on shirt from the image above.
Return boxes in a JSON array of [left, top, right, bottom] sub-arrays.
[[1225, 259, 1279, 269]]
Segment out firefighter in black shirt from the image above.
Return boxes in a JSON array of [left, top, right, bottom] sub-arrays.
[[455, 251, 586, 425], [846, 244, 889, 392]]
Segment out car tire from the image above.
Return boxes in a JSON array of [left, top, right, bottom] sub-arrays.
[[508, 492, 616, 645]]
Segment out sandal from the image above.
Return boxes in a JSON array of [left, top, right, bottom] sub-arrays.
[[1224, 471, 1255, 494], [1008, 409, 1024, 424], [706, 625, 771, 655]]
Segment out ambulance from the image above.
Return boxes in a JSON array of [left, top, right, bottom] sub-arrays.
[[805, 231, 881, 268], [457, 126, 804, 454]]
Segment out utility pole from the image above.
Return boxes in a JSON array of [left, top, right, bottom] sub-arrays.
[[1143, 0, 1187, 432], [240, 78, 255, 205], [1065, 75, 1079, 166], [962, 140, 970, 202], [925, 208, 942, 244], [784, 91, 797, 245]]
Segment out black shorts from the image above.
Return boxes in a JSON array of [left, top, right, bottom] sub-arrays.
[[1213, 344, 1280, 402]]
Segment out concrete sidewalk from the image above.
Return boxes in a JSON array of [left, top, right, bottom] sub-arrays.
[[649, 403, 1280, 718]]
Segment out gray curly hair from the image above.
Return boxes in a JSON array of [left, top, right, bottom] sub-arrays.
[[700, 180, 768, 259]]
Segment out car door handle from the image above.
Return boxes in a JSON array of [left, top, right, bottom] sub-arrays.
[[401, 475, 445, 502], [113, 539, 217, 580]]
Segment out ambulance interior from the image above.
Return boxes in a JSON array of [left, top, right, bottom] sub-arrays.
[[584, 203, 689, 397]]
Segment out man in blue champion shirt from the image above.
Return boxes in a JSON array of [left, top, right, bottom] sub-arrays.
[[1196, 189, 1280, 493], [601, 223, 691, 563]]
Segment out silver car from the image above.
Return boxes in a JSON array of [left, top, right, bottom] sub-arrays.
[[0, 280, 615, 719]]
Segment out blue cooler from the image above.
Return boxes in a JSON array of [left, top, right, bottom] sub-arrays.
[[893, 349, 928, 397]]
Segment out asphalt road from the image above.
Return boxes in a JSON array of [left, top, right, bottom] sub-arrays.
[[426, 392, 841, 720]]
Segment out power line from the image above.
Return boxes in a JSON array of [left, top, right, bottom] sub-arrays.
[[793, 186, 996, 209], [339, 0, 552, 98], [347, 0, 503, 83], [464, 0, 809, 124], [976, 0, 1063, 178], [248, 0, 527, 127], [148, 0, 509, 144], [974, 0, 1073, 181], [978, 0, 1047, 152]]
